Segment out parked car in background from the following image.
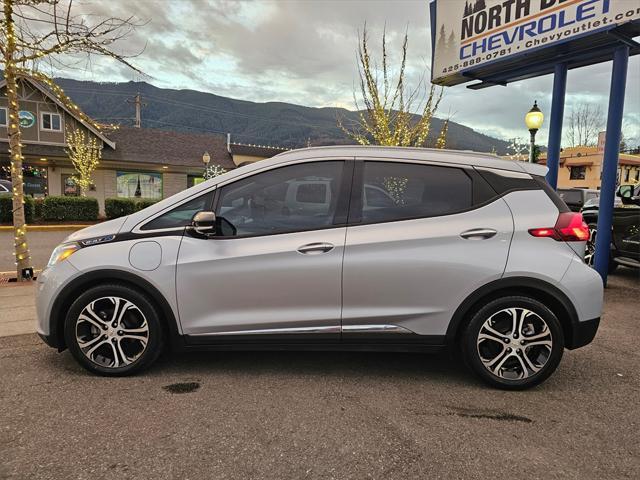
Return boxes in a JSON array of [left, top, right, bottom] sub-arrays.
[[36, 146, 603, 390], [0, 179, 11, 195], [582, 183, 640, 271], [557, 188, 600, 212]]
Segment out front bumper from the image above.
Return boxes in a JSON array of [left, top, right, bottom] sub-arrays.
[[567, 317, 600, 349], [35, 260, 78, 349]]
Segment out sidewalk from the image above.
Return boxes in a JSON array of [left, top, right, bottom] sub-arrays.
[[0, 283, 36, 337]]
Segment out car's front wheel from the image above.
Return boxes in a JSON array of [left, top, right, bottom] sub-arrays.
[[64, 283, 164, 376], [462, 296, 564, 390]]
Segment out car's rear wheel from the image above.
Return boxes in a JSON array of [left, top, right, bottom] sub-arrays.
[[64, 284, 163, 376], [462, 296, 564, 390]]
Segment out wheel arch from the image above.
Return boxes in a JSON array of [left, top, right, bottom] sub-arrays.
[[49, 269, 181, 351], [446, 276, 580, 349]]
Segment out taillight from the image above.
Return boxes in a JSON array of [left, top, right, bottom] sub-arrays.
[[529, 212, 589, 242]]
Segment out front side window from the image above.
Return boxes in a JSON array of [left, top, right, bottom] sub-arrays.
[[216, 161, 344, 237], [142, 191, 214, 230], [41, 112, 62, 131], [358, 161, 472, 223]]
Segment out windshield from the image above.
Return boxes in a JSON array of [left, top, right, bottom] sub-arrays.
[[557, 189, 583, 203]]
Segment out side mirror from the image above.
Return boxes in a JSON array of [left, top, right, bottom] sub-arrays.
[[191, 211, 217, 236], [617, 185, 632, 198]]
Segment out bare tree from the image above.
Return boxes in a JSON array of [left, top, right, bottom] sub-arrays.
[[1, 0, 143, 281], [338, 25, 446, 147], [565, 103, 604, 147]]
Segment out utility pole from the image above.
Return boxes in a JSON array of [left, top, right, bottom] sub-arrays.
[[126, 93, 147, 128]]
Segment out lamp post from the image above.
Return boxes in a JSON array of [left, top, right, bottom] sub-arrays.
[[525, 101, 544, 163], [202, 151, 210, 179]]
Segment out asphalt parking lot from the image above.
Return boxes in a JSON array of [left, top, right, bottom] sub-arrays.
[[1, 269, 639, 479]]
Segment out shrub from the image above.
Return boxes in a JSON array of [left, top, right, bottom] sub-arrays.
[[105, 198, 158, 219], [42, 196, 98, 221], [105, 198, 136, 219], [135, 199, 157, 211], [0, 195, 35, 223], [33, 198, 44, 220]]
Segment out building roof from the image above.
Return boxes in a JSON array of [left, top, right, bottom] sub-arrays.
[[228, 142, 289, 158], [538, 146, 640, 166], [101, 127, 234, 169]]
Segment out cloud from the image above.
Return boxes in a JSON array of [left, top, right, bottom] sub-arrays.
[[16, 0, 640, 145]]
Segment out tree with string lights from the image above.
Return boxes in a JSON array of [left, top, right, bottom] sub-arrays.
[[1, 0, 143, 281], [338, 25, 447, 148], [65, 128, 101, 195]]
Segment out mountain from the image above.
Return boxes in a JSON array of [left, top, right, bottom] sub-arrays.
[[43, 76, 510, 153]]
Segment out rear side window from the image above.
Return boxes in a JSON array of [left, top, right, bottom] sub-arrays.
[[357, 162, 473, 223]]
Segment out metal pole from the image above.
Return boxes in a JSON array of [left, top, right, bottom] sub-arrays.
[[546, 63, 567, 188], [594, 45, 629, 286], [529, 130, 536, 163]]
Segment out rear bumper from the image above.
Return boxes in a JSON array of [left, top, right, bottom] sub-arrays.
[[567, 317, 600, 349]]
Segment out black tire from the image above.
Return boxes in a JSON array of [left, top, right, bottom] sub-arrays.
[[461, 296, 564, 390], [64, 283, 164, 376], [587, 224, 618, 274]]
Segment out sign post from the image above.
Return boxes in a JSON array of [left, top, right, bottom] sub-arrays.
[[545, 63, 567, 189], [594, 44, 629, 285]]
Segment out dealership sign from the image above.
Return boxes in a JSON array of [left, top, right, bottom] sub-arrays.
[[431, 0, 640, 85]]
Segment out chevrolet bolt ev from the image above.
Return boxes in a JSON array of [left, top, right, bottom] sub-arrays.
[[36, 147, 604, 390]]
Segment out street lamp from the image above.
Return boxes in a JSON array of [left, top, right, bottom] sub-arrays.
[[525, 101, 544, 163]]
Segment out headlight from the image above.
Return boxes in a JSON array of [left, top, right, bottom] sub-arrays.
[[47, 243, 81, 267]]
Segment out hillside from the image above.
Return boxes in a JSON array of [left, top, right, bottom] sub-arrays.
[[11, 72, 511, 153]]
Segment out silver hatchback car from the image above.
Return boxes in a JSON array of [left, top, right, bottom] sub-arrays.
[[36, 146, 603, 389]]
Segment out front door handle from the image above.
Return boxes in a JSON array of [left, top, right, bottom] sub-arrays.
[[297, 242, 335, 254], [460, 228, 498, 240]]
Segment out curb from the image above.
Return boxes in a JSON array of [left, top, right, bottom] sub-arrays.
[[0, 225, 91, 231]]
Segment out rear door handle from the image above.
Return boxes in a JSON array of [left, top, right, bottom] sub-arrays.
[[297, 242, 335, 254], [460, 228, 498, 240]]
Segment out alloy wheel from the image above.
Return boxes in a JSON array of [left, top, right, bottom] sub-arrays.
[[75, 296, 149, 368], [585, 226, 597, 267], [476, 307, 552, 381]]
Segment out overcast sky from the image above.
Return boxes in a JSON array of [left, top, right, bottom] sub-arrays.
[[36, 0, 640, 146]]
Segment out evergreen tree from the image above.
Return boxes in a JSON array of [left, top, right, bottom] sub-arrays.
[[447, 31, 457, 57]]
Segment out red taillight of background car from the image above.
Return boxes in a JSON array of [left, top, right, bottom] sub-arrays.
[[529, 212, 590, 241]]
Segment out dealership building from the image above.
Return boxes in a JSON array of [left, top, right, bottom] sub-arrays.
[[0, 78, 286, 215]]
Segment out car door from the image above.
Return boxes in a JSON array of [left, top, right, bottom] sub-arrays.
[[341, 159, 514, 342], [175, 160, 352, 342]]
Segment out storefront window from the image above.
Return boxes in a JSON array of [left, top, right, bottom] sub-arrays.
[[187, 175, 205, 188], [0, 163, 48, 198], [569, 166, 586, 180], [62, 174, 80, 196], [116, 171, 162, 199]]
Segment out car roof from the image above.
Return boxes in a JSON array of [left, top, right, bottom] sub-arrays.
[[269, 145, 548, 176]]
